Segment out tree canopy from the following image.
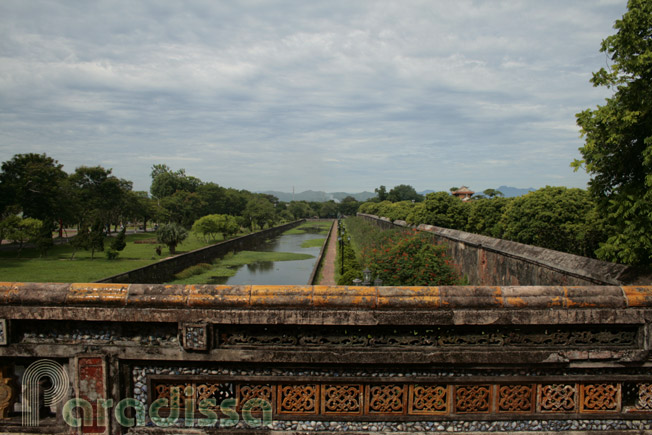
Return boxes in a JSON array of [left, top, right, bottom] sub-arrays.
[[573, 0, 652, 265]]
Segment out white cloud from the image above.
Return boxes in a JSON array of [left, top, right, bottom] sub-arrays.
[[0, 0, 628, 192]]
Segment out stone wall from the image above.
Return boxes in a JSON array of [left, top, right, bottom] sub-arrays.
[[97, 220, 304, 284], [358, 213, 649, 286], [1, 283, 652, 433]]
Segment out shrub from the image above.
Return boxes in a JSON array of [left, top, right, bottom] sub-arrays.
[[110, 226, 127, 251], [174, 263, 212, 280], [156, 223, 188, 254]]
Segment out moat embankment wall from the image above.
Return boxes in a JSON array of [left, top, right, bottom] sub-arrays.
[[358, 213, 649, 286], [97, 220, 305, 284]]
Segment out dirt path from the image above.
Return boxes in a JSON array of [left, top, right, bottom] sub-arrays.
[[319, 222, 339, 285]]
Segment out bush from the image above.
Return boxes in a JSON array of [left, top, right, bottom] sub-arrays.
[[338, 269, 362, 285], [364, 230, 461, 286], [105, 248, 119, 260], [174, 263, 212, 280], [345, 217, 462, 286], [110, 227, 127, 251], [156, 222, 188, 254]]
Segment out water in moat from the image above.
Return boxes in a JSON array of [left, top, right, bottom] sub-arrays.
[[213, 229, 325, 285]]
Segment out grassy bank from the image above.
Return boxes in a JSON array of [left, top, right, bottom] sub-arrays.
[[283, 220, 332, 235], [0, 232, 216, 283]]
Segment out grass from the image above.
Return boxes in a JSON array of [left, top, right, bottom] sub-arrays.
[[168, 250, 315, 284], [0, 232, 216, 283], [301, 238, 326, 248], [283, 220, 333, 235]]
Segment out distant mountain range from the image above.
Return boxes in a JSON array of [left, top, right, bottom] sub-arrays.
[[260, 186, 535, 202], [493, 185, 536, 198], [259, 190, 376, 202]]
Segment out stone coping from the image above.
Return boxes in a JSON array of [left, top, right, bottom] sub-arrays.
[[1, 282, 652, 310]]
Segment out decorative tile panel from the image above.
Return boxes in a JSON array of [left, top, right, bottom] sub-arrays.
[[366, 384, 406, 414], [277, 385, 318, 415], [580, 383, 620, 413], [497, 384, 535, 413], [539, 384, 577, 413], [180, 323, 208, 351], [321, 384, 363, 415], [454, 385, 491, 413], [408, 385, 449, 415]]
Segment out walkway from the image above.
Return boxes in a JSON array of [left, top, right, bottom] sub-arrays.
[[319, 222, 339, 285]]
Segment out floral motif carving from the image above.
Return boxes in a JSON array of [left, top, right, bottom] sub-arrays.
[[218, 326, 636, 349]]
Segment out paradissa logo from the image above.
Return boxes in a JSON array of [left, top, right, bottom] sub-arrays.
[[22, 360, 272, 428], [63, 387, 272, 429]]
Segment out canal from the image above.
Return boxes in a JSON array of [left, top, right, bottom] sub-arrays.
[[213, 230, 324, 285], [168, 221, 330, 285]]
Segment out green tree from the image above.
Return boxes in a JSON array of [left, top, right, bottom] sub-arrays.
[[1, 216, 42, 257], [110, 226, 127, 252], [338, 196, 360, 216], [0, 153, 68, 244], [387, 184, 423, 203], [288, 201, 314, 219], [406, 192, 469, 230], [243, 197, 276, 230], [156, 222, 188, 254], [159, 190, 204, 228], [318, 201, 338, 218], [192, 214, 239, 242], [374, 185, 388, 202], [500, 187, 606, 257], [466, 197, 511, 238], [150, 164, 202, 199], [573, 0, 652, 264], [482, 188, 504, 198], [69, 166, 129, 231]]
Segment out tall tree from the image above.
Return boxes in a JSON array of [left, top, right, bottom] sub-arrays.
[[374, 185, 388, 202], [573, 0, 652, 264], [387, 184, 423, 203], [0, 153, 67, 235], [150, 164, 202, 199]]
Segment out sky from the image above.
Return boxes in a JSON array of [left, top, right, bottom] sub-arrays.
[[0, 0, 628, 194]]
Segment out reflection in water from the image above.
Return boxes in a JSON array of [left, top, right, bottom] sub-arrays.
[[221, 231, 325, 285], [246, 261, 274, 273]]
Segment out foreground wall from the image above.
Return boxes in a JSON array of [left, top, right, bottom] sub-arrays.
[[358, 213, 648, 286], [98, 220, 304, 284], [2, 283, 652, 434]]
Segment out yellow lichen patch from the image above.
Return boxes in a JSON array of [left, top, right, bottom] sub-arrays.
[[66, 283, 129, 305], [250, 285, 313, 307], [547, 296, 564, 308], [187, 285, 250, 307], [623, 286, 652, 307], [377, 287, 440, 309], [504, 297, 527, 308], [491, 287, 504, 306], [314, 286, 376, 308]]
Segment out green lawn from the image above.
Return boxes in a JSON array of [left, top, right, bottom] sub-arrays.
[[283, 220, 333, 235], [0, 232, 215, 283]]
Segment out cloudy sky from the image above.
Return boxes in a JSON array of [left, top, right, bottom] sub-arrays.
[[0, 0, 627, 194]]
